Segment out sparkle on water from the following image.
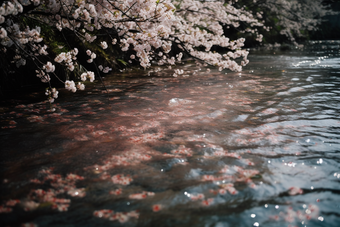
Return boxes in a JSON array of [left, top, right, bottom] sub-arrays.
[[1, 41, 340, 227]]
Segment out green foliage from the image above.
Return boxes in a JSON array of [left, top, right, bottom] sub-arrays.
[[117, 59, 128, 66], [251, 174, 262, 180]]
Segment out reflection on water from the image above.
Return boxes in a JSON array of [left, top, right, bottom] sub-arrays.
[[1, 41, 340, 227]]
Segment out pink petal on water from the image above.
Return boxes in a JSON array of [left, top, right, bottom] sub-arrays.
[[152, 204, 162, 212], [288, 187, 303, 195]]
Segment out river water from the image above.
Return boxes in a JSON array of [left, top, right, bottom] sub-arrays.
[[0, 40, 340, 227]]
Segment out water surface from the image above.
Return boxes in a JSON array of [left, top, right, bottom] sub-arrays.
[[1, 41, 340, 227]]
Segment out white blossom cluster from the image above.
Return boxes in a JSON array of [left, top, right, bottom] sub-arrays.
[[45, 87, 58, 103], [80, 71, 95, 83], [98, 65, 112, 74], [169, 0, 265, 71], [86, 49, 96, 64], [55, 48, 78, 71]]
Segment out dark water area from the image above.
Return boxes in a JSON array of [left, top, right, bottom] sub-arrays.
[[0, 40, 340, 227]]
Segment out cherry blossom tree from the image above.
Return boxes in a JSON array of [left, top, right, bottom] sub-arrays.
[[0, 0, 333, 102], [229, 0, 335, 44]]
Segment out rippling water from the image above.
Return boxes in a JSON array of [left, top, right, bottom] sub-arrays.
[[1, 41, 340, 227]]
